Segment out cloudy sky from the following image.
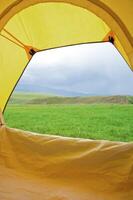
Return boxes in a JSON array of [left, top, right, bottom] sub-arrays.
[[16, 42, 133, 96]]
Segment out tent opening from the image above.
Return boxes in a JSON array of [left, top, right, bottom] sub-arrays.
[[4, 42, 133, 142]]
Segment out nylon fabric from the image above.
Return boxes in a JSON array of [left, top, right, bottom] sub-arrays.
[[0, 126, 133, 200]]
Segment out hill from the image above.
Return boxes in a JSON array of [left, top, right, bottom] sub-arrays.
[[8, 92, 133, 105]]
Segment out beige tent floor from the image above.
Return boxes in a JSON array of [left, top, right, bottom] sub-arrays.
[[0, 126, 133, 200]]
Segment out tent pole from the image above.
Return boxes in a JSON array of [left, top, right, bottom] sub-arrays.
[[0, 110, 5, 127]]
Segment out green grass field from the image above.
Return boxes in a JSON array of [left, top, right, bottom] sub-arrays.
[[4, 93, 133, 142]]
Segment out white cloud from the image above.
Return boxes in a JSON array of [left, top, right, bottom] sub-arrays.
[[17, 42, 133, 96]]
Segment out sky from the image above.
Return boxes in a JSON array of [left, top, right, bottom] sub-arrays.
[[16, 42, 133, 96]]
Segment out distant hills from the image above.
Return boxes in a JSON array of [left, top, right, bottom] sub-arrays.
[[9, 92, 133, 105], [16, 83, 94, 97], [15, 83, 116, 97]]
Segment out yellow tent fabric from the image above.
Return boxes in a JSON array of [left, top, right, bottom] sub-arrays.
[[0, 1, 133, 199], [0, 0, 133, 111], [0, 126, 133, 200]]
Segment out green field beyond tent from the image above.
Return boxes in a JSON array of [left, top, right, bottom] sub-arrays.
[[4, 93, 133, 142]]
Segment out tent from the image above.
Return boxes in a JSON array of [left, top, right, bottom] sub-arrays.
[[0, 1, 133, 199]]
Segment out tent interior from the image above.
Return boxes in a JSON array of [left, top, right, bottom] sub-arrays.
[[0, 1, 133, 199]]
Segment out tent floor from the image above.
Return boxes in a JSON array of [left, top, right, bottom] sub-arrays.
[[0, 126, 133, 200]]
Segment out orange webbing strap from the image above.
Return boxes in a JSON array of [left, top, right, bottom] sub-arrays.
[[3, 28, 26, 48], [103, 30, 115, 45], [0, 28, 38, 60], [0, 33, 24, 49]]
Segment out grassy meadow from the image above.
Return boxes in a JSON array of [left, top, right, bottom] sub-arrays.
[[4, 93, 133, 142]]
